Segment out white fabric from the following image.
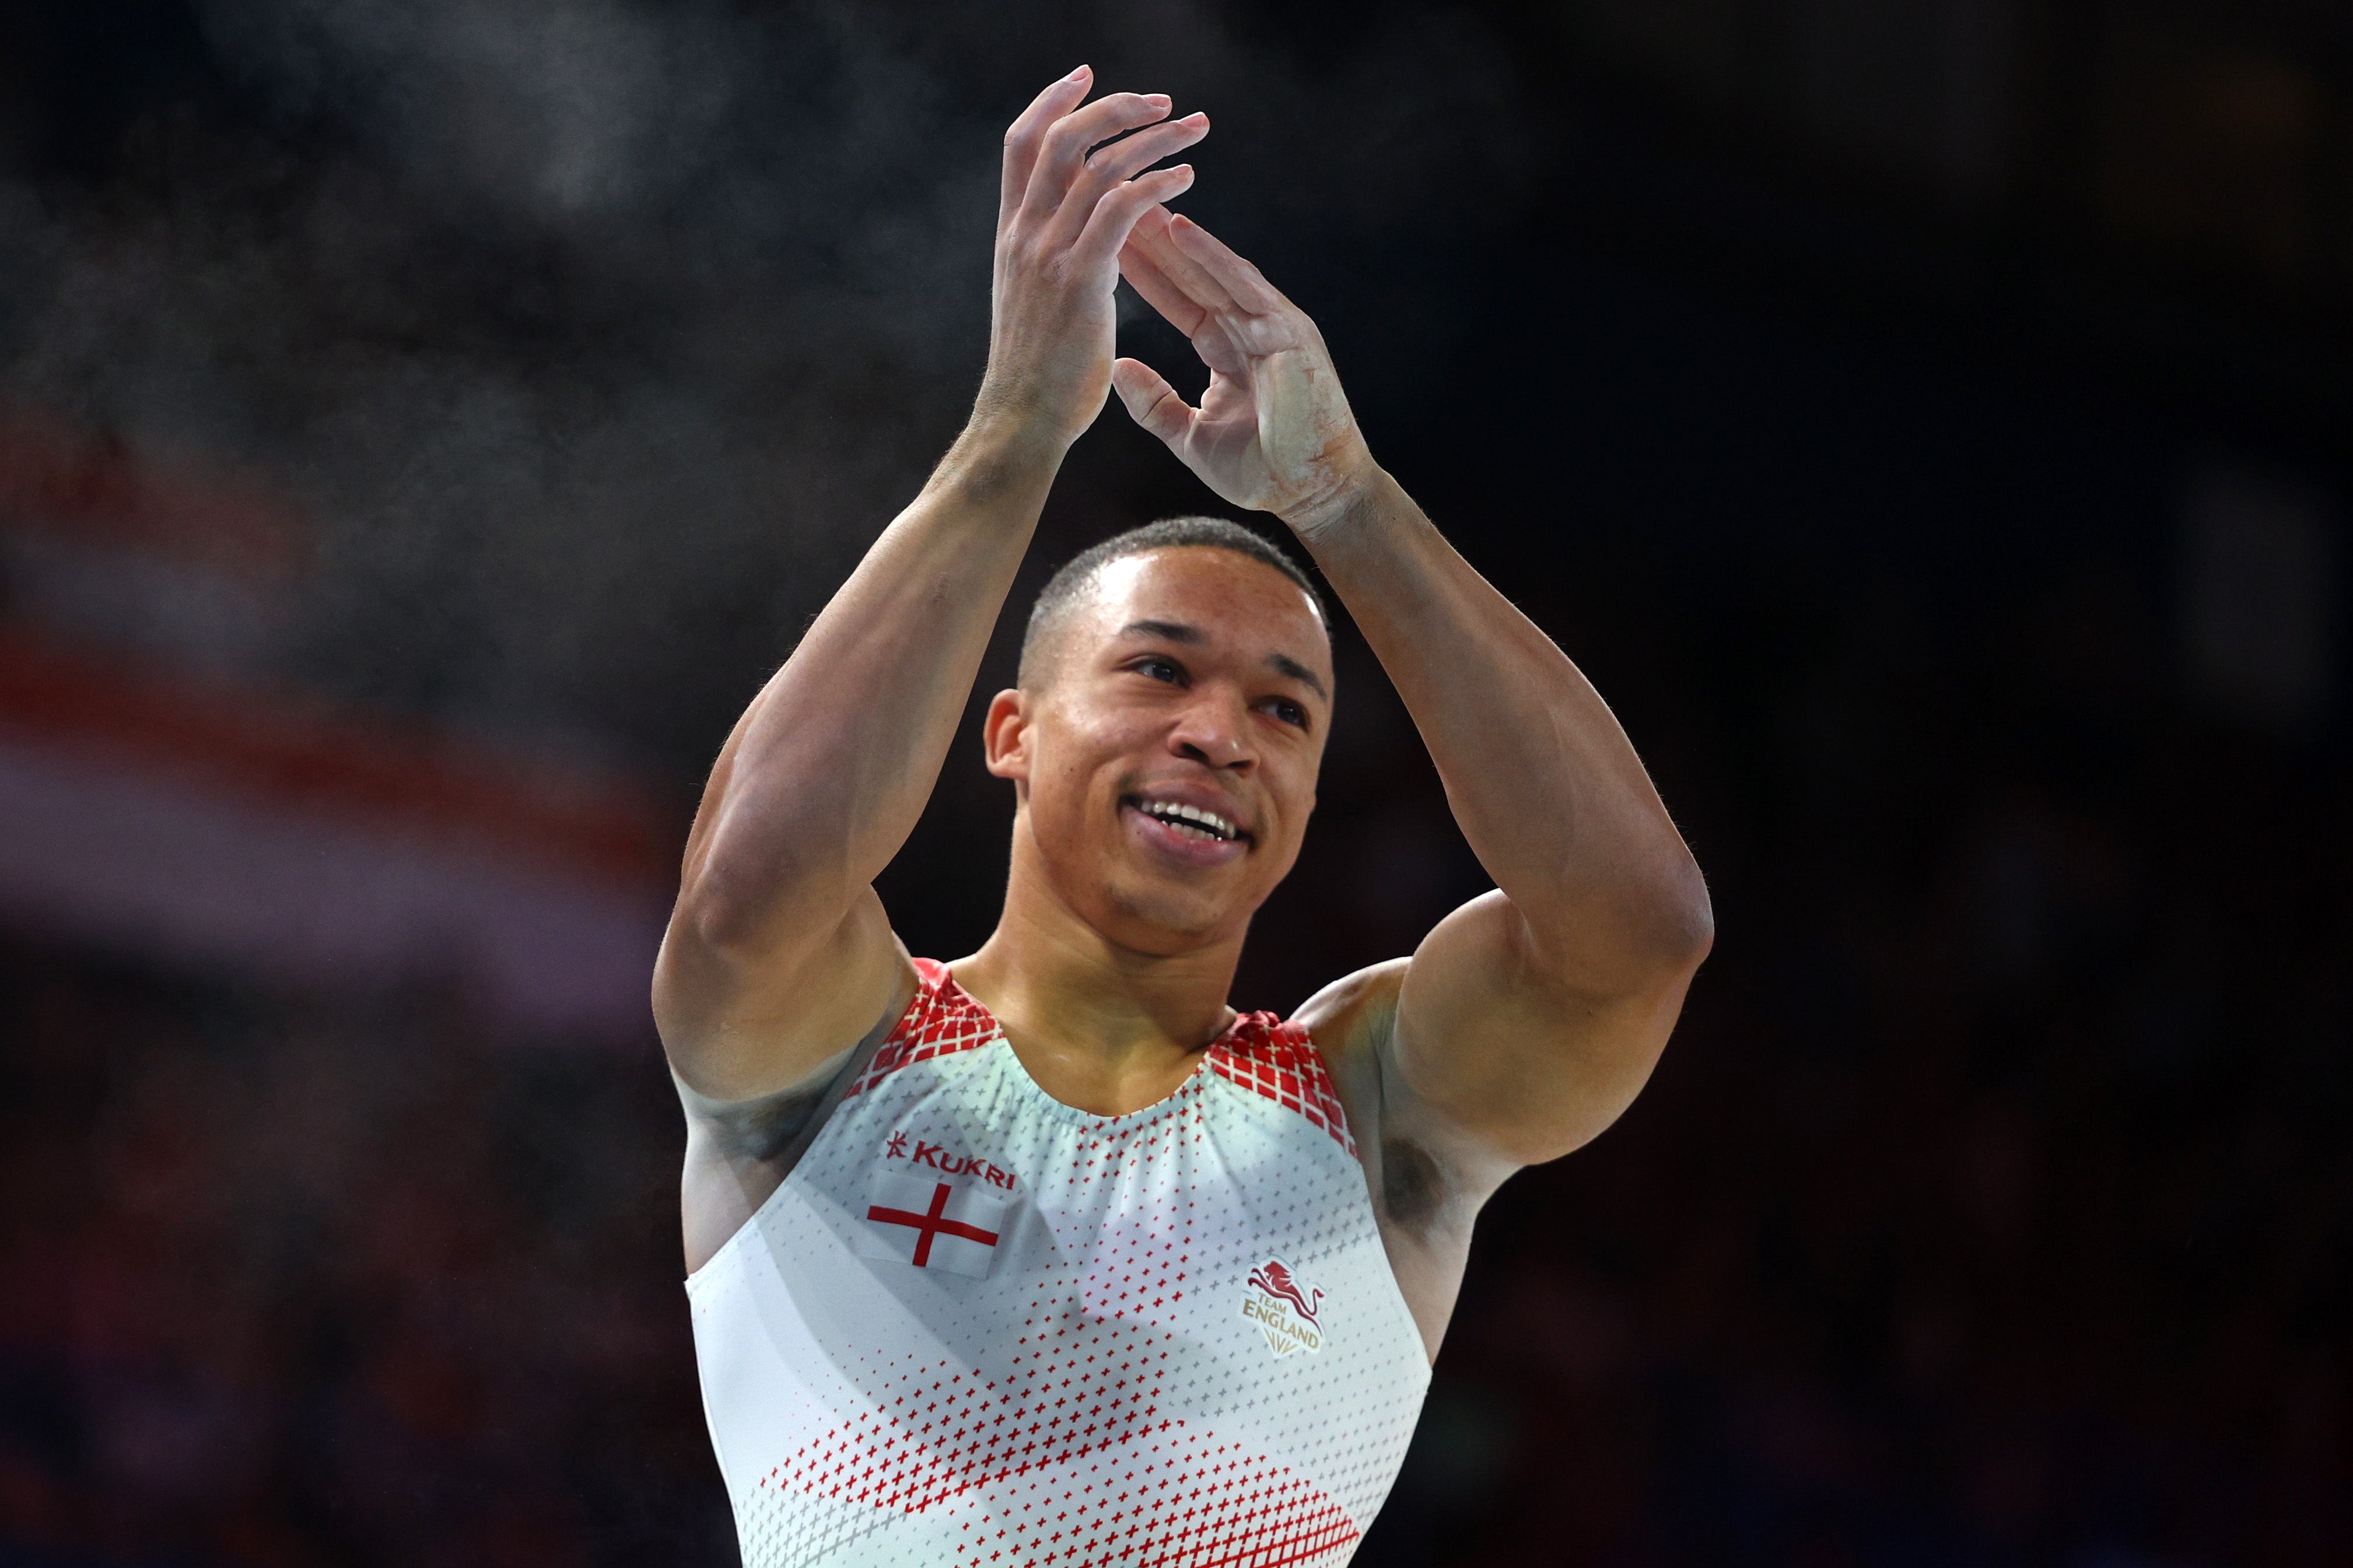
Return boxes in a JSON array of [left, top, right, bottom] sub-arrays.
[[687, 960, 1431, 1567]]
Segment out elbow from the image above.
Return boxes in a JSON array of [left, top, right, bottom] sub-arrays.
[[1540, 852, 1713, 992], [1609, 828, 1712, 975], [1503, 855, 1711, 1006], [1661, 854, 1714, 973]]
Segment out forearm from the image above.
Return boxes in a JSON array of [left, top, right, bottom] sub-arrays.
[[678, 417, 1060, 950], [1294, 471, 1710, 987]]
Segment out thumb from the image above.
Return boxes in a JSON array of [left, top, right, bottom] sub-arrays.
[[1111, 357, 1194, 447]]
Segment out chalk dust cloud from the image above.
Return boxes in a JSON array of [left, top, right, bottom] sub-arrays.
[[0, 0, 1532, 776]]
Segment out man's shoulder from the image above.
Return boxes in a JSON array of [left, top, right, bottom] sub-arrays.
[[1286, 958, 1409, 1149], [1290, 957, 1409, 1064]]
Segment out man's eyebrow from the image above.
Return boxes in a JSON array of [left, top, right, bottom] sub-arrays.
[[1269, 654, 1329, 701], [1116, 619, 1203, 644], [1115, 619, 1329, 701]]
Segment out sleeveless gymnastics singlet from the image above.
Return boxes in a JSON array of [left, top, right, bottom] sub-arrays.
[[686, 959, 1432, 1567]]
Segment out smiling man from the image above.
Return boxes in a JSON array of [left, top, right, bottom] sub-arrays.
[[654, 67, 1711, 1568]]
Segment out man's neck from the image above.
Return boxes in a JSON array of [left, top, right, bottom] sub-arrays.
[[952, 865, 1245, 1118]]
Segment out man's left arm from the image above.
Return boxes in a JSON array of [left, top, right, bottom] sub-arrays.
[[1293, 468, 1713, 1164], [1114, 208, 1713, 1171]]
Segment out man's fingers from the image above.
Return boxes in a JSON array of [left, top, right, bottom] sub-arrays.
[[1000, 66, 1093, 225], [1111, 358, 1195, 447], [1125, 206, 1238, 317], [1020, 92, 1175, 225], [1130, 202, 1175, 244], [1165, 213, 1286, 315], [1118, 241, 1207, 338], [1049, 113, 1208, 245], [1072, 165, 1195, 269], [1128, 209, 1296, 374]]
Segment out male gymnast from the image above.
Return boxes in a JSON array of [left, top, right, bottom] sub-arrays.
[[654, 66, 1711, 1567]]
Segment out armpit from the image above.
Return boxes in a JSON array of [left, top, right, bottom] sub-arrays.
[[679, 976, 911, 1171], [1378, 1136, 1447, 1231], [706, 1078, 837, 1164], [678, 1036, 863, 1170]]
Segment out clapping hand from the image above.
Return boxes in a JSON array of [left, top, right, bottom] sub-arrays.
[[1113, 206, 1377, 536], [980, 69, 1208, 452]]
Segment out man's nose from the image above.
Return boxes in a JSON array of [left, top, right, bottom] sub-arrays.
[[1168, 689, 1254, 771]]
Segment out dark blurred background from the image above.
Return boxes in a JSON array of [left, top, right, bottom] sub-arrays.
[[1, 1, 2347, 1565]]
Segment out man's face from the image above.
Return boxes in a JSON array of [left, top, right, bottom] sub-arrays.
[[987, 547, 1333, 955]]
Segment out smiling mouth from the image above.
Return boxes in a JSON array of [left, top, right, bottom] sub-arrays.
[[1124, 797, 1250, 845]]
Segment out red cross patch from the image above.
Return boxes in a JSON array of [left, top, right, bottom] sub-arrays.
[[854, 1172, 1010, 1279]]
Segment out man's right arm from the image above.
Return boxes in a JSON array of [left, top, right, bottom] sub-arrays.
[[652, 68, 1206, 1109], [651, 422, 1050, 1104]]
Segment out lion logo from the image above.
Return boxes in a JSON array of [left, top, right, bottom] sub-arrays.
[[1245, 1258, 1324, 1330]]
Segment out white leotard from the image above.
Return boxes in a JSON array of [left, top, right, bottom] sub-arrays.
[[687, 959, 1431, 1566]]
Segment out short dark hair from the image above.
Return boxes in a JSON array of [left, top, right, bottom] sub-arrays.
[[1017, 516, 1329, 687]]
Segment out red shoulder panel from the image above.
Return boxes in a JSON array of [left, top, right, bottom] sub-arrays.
[[843, 958, 1002, 1098], [1207, 1013, 1357, 1157]]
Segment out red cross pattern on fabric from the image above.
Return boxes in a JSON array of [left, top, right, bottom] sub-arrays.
[[871, 1184, 994, 1264], [856, 1171, 1010, 1279], [1207, 1013, 1357, 1157], [846, 958, 1000, 1097]]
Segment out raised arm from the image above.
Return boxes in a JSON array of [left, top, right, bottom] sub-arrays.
[[1114, 209, 1711, 1173], [653, 71, 1206, 1107]]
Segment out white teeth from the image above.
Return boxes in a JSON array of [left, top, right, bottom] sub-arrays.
[[1138, 800, 1238, 841]]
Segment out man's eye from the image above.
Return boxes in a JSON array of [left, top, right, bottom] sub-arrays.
[[1133, 657, 1182, 683], [1269, 699, 1308, 729]]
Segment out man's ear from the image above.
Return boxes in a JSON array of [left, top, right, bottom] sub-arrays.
[[982, 688, 1031, 781]]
